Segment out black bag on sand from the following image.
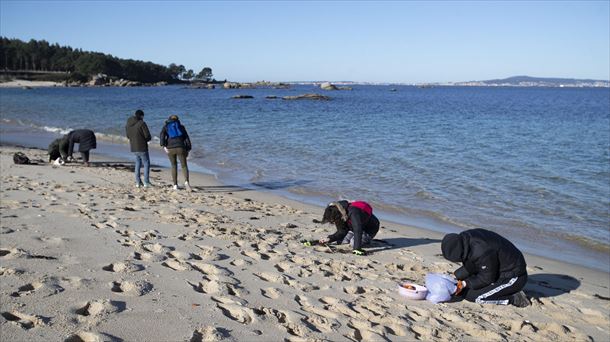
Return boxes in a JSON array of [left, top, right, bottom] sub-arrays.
[[13, 152, 30, 165]]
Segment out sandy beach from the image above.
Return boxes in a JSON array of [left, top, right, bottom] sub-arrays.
[[0, 145, 608, 342], [0, 80, 63, 88]]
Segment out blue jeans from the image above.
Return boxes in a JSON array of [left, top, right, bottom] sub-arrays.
[[134, 152, 150, 185]]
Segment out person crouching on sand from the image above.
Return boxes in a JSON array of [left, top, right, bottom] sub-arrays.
[[48, 135, 69, 164], [441, 228, 530, 307], [66, 129, 97, 166], [160, 115, 192, 191], [316, 200, 380, 256]]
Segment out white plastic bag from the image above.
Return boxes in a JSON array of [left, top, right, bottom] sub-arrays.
[[425, 273, 457, 303]]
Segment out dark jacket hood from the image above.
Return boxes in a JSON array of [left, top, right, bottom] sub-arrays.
[[127, 116, 141, 128], [442, 233, 464, 262]]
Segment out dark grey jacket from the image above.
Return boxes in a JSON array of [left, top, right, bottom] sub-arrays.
[[67, 129, 97, 156], [126, 116, 152, 152], [160, 119, 191, 151]]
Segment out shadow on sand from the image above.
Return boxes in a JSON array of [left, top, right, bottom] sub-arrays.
[[525, 273, 581, 299], [367, 237, 442, 254]]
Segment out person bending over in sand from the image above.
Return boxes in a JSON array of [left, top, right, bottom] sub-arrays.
[[160, 115, 192, 191], [315, 200, 380, 256], [48, 135, 69, 163], [441, 228, 530, 307], [66, 129, 97, 167]]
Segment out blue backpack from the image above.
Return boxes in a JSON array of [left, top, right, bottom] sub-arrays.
[[166, 121, 183, 138]]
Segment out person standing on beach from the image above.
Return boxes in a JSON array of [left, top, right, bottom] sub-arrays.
[[126, 109, 152, 188], [48, 135, 69, 163], [315, 200, 380, 256], [66, 129, 97, 166], [441, 228, 530, 307], [160, 115, 192, 191]]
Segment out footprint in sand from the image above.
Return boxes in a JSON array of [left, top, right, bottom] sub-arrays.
[[241, 250, 271, 261], [188, 262, 233, 277], [10, 282, 43, 297], [253, 272, 291, 285], [132, 251, 165, 262], [304, 314, 340, 333], [1, 311, 45, 330], [162, 259, 188, 271], [258, 307, 308, 337], [189, 277, 223, 294], [0, 266, 24, 276], [110, 280, 153, 296], [0, 247, 23, 258], [261, 287, 283, 299], [343, 286, 367, 295], [142, 242, 168, 254], [216, 303, 255, 324], [102, 262, 144, 273], [74, 300, 125, 317], [190, 326, 232, 342], [347, 320, 388, 342], [230, 258, 251, 267], [64, 331, 102, 342]]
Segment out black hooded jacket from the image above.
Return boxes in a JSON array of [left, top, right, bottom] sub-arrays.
[[441, 228, 527, 290], [160, 119, 191, 151], [48, 136, 69, 161], [125, 115, 151, 152], [326, 200, 380, 249], [67, 129, 96, 156]]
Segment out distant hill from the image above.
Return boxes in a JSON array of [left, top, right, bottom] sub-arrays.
[[453, 75, 609, 87]]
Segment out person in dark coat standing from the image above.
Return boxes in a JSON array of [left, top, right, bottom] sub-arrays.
[[160, 115, 192, 191], [48, 135, 69, 162], [316, 200, 380, 256], [126, 109, 152, 187], [441, 228, 530, 307], [66, 129, 97, 166]]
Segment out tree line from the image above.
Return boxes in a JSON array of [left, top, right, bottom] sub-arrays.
[[0, 37, 214, 83]]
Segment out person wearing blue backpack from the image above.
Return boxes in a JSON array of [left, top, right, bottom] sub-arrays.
[[160, 115, 192, 191]]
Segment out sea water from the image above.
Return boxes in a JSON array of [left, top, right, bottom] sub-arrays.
[[1, 85, 608, 270]]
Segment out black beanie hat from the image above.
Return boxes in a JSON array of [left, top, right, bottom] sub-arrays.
[[135, 109, 144, 119], [441, 233, 464, 262]]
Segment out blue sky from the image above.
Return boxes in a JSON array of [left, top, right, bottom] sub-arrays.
[[1, 1, 608, 83]]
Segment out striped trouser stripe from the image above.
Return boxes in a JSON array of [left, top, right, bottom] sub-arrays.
[[475, 277, 518, 305]]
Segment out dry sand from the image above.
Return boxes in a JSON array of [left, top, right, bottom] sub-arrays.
[[1, 145, 608, 341]]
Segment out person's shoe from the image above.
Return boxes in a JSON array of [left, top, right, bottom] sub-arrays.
[[144, 183, 152, 188], [136, 183, 142, 188], [510, 291, 530, 308], [172, 184, 179, 190], [184, 181, 192, 192]]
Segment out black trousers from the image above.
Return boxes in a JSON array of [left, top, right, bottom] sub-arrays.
[[462, 274, 527, 305]]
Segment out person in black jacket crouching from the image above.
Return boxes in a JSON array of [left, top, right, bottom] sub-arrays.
[[441, 228, 530, 307], [316, 200, 380, 256], [66, 129, 97, 166]]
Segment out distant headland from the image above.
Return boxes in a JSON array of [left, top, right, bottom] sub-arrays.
[[1, 37, 608, 88], [445, 75, 609, 88]]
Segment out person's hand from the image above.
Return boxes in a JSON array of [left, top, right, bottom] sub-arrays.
[[164, 147, 169, 154], [352, 249, 367, 256], [454, 280, 466, 295], [318, 238, 329, 245]]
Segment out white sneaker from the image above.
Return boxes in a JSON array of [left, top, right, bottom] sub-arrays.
[[184, 181, 192, 191], [144, 183, 152, 188], [136, 183, 142, 188], [172, 184, 179, 190]]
